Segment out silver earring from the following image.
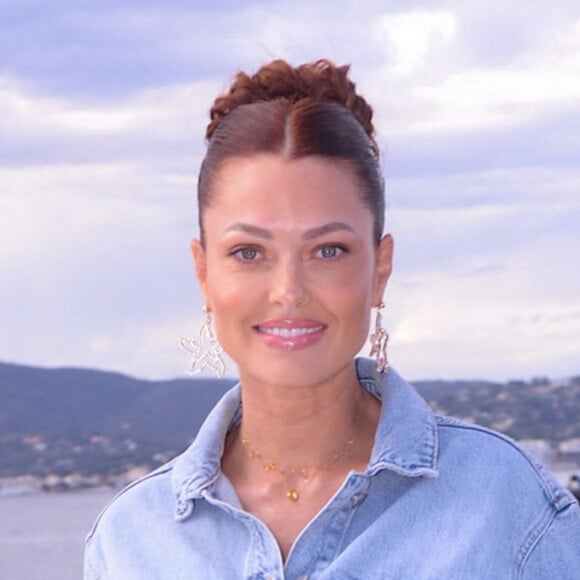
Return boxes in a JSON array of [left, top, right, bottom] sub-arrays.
[[369, 302, 389, 373], [179, 307, 226, 378]]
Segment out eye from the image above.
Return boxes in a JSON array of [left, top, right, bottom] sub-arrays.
[[316, 245, 345, 260], [232, 247, 261, 262]]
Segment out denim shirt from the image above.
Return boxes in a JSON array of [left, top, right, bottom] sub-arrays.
[[85, 358, 580, 579]]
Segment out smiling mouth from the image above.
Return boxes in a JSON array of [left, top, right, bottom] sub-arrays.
[[256, 325, 325, 337]]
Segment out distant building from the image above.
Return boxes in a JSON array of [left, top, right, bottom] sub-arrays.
[[568, 475, 580, 501], [559, 439, 580, 454], [518, 439, 554, 464], [0, 476, 42, 496]]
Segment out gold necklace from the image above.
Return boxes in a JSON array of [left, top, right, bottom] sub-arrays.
[[241, 435, 355, 502]]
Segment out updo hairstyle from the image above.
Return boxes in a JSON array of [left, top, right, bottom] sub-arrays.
[[198, 59, 385, 244]]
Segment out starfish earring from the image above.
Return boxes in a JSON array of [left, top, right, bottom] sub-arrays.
[[179, 307, 226, 378], [369, 302, 389, 373]]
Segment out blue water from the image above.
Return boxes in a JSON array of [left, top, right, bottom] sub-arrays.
[[0, 488, 116, 580]]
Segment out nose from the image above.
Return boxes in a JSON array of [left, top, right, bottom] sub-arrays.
[[268, 255, 309, 308]]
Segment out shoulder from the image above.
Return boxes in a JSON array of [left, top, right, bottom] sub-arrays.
[[86, 383, 242, 542], [86, 460, 177, 543], [434, 414, 575, 512]]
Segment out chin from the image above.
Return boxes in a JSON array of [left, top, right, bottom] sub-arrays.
[[236, 353, 355, 389]]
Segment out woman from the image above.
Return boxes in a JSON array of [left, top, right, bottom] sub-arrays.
[[85, 60, 580, 579]]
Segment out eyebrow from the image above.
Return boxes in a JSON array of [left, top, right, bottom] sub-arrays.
[[224, 223, 273, 239], [301, 222, 356, 240], [224, 221, 356, 240]]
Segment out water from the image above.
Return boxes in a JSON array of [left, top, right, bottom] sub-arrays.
[[0, 488, 116, 580], [0, 472, 577, 579]]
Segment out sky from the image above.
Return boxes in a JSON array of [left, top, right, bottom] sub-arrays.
[[1, 0, 579, 382]]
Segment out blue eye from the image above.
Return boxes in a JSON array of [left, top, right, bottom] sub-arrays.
[[317, 245, 344, 259], [233, 247, 260, 261]]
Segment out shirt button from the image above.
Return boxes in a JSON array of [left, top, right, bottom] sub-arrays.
[[351, 492, 367, 507]]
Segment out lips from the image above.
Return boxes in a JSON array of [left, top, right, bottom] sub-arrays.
[[254, 319, 326, 350]]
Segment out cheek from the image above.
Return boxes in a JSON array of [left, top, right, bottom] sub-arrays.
[[321, 259, 375, 301], [206, 276, 245, 315], [320, 269, 374, 334], [203, 255, 252, 308], [336, 262, 375, 317], [327, 281, 372, 356]]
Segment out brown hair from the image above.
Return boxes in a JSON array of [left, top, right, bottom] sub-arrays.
[[198, 59, 385, 243]]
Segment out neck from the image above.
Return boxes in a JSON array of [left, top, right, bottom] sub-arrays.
[[230, 361, 379, 468]]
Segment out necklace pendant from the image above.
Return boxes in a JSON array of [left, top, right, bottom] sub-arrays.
[[287, 489, 299, 502]]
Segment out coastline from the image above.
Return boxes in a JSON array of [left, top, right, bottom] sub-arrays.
[[1, 465, 578, 497]]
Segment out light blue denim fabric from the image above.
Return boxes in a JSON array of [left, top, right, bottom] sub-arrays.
[[85, 358, 580, 579]]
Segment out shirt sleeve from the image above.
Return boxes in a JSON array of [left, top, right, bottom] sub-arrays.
[[521, 501, 580, 579], [84, 533, 107, 580]]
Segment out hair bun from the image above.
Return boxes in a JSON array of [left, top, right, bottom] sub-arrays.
[[207, 59, 376, 147]]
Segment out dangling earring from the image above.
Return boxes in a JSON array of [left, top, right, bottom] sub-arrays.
[[179, 307, 226, 378], [369, 302, 389, 373]]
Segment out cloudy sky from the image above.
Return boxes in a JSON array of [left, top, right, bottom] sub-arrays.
[[1, 0, 579, 382]]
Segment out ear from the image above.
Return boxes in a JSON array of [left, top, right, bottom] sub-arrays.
[[372, 234, 394, 306], [190, 239, 210, 308]]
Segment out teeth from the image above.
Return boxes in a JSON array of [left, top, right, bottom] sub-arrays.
[[260, 326, 323, 337]]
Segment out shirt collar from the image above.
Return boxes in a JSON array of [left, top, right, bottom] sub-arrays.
[[173, 358, 439, 512], [355, 358, 439, 478]]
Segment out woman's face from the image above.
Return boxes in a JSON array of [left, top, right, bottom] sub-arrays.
[[192, 154, 393, 388]]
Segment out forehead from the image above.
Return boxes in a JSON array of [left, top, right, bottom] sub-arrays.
[[206, 154, 372, 230]]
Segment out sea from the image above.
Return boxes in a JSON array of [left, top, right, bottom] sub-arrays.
[[0, 469, 578, 580], [0, 487, 116, 580]]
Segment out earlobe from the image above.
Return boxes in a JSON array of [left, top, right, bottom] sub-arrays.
[[372, 234, 394, 306], [190, 239, 209, 305]]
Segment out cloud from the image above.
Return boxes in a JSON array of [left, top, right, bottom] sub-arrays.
[[454, 0, 580, 67], [0, 1, 242, 99], [362, 8, 580, 139], [413, 20, 580, 131], [0, 75, 220, 168], [374, 10, 457, 75], [0, 159, 202, 377], [386, 231, 580, 380], [1, 0, 579, 380], [380, 104, 580, 187]]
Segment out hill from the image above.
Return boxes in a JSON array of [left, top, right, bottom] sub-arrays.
[[1, 362, 579, 488], [0, 362, 234, 480]]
